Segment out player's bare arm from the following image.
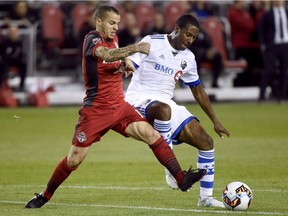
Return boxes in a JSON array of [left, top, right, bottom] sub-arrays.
[[191, 85, 230, 138], [95, 42, 150, 62]]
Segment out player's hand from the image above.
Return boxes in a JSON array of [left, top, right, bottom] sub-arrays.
[[214, 121, 230, 139], [123, 58, 135, 77], [136, 42, 150, 55], [114, 59, 135, 77]]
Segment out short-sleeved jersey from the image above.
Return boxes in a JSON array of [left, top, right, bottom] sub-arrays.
[[82, 30, 123, 107], [125, 34, 200, 100]]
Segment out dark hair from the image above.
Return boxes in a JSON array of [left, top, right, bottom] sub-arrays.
[[94, 4, 119, 20], [176, 14, 199, 29]]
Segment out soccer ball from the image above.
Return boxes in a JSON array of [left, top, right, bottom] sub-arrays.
[[222, 181, 253, 211]]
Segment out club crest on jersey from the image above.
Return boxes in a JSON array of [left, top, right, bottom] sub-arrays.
[[92, 38, 100, 45], [77, 132, 87, 143], [174, 70, 183, 82], [180, 60, 187, 70]]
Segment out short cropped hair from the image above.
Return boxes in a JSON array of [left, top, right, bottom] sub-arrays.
[[94, 4, 119, 20], [176, 14, 200, 29]]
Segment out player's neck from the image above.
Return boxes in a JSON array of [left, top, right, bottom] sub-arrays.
[[167, 33, 178, 50]]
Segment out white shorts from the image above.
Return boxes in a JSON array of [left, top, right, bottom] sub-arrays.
[[125, 95, 198, 145]]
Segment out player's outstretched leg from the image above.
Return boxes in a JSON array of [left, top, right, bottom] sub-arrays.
[[25, 156, 78, 208], [153, 118, 178, 189], [25, 193, 48, 208], [149, 137, 206, 192], [197, 149, 225, 208], [178, 166, 207, 192]]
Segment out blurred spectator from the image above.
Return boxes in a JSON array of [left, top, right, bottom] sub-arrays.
[[1, 1, 38, 29], [188, 27, 223, 88], [228, 0, 263, 86], [78, 10, 95, 50], [152, 1, 164, 14], [77, 9, 95, 80], [59, 1, 79, 49], [121, 0, 134, 13], [249, 1, 266, 23], [258, 0, 288, 102], [164, 1, 190, 32], [143, 12, 168, 35], [118, 12, 141, 47], [0, 25, 27, 91], [0, 2, 14, 21], [0, 55, 6, 88], [178, 1, 192, 13], [249, 1, 266, 45], [189, 1, 214, 18]]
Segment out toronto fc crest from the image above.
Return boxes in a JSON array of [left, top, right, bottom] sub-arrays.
[[77, 132, 87, 143]]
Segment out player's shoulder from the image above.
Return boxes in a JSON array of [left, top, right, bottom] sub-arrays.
[[142, 34, 165, 43], [180, 48, 195, 59], [148, 34, 165, 40], [85, 31, 103, 44]]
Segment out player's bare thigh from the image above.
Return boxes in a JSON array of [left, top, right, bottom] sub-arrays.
[[125, 121, 160, 145], [177, 119, 214, 151]]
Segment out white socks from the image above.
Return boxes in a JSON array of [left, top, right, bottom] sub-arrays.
[[197, 149, 215, 197], [153, 119, 172, 148]]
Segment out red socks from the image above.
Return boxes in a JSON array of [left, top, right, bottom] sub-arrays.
[[43, 157, 77, 199], [149, 137, 184, 183]]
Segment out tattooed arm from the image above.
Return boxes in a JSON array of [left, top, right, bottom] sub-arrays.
[[95, 42, 150, 62]]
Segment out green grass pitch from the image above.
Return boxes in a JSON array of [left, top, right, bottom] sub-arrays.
[[0, 102, 287, 216]]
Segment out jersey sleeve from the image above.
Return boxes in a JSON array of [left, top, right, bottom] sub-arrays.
[[128, 35, 151, 67], [83, 33, 103, 59], [180, 52, 201, 88]]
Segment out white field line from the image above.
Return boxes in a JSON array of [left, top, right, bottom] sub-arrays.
[[0, 200, 286, 215], [0, 184, 286, 193]]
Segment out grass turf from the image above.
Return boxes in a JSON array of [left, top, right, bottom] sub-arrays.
[[0, 102, 287, 215]]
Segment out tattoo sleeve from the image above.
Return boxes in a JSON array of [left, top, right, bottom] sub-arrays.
[[95, 45, 138, 62]]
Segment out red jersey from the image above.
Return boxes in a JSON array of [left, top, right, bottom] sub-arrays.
[[82, 31, 123, 107]]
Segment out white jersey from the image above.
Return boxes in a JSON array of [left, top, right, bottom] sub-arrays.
[[125, 34, 200, 100]]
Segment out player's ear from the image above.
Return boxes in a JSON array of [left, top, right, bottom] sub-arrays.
[[96, 18, 102, 26], [174, 24, 180, 33]]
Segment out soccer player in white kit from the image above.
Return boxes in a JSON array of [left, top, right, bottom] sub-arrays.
[[125, 14, 230, 208]]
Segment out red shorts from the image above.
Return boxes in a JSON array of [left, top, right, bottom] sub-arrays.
[[72, 101, 147, 147]]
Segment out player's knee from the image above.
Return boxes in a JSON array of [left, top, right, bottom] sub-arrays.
[[199, 135, 214, 151], [149, 102, 171, 120], [67, 154, 84, 168], [67, 158, 81, 168], [160, 103, 171, 119]]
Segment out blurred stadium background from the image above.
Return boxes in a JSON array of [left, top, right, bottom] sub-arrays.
[[0, 1, 287, 107]]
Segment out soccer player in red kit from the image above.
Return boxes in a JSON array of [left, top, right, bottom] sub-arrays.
[[25, 4, 206, 208]]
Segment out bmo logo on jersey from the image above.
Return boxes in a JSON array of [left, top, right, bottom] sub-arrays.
[[154, 63, 183, 82], [154, 63, 174, 75]]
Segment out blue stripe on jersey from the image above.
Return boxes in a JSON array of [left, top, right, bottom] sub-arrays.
[[185, 79, 201, 88], [150, 34, 165, 39], [132, 61, 139, 70]]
